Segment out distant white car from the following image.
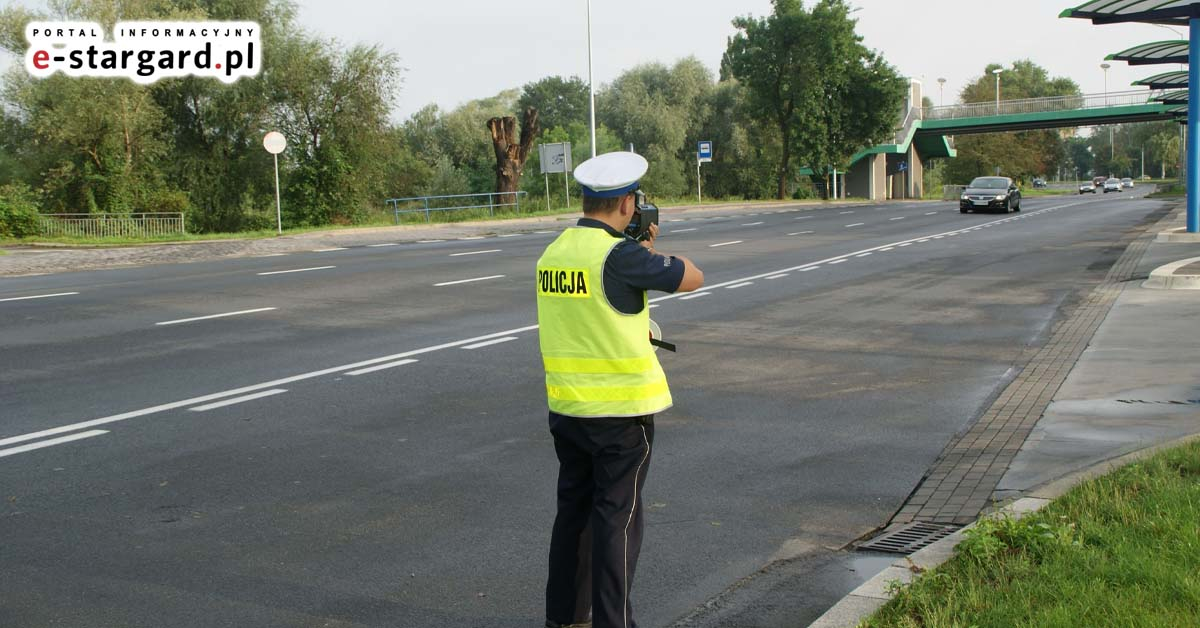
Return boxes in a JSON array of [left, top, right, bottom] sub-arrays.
[[1079, 182, 1096, 194], [1122, 178, 1134, 189], [1103, 178, 1122, 193]]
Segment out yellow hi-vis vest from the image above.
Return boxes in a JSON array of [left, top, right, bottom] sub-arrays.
[[536, 227, 672, 418]]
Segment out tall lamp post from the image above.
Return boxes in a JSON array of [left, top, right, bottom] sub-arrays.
[[992, 68, 1003, 113], [1101, 62, 1113, 164], [937, 77, 946, 107], [586, 0, 596, 158]]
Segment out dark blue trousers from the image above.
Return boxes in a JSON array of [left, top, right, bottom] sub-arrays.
[[545, 412, 655, 628]]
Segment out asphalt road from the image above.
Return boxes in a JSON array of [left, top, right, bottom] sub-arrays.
[[0, 189, 1169, 627]]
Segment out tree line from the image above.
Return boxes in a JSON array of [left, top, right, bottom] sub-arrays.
[[1, 0, 1171, 238]]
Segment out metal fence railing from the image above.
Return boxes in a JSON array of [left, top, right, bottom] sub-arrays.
[[943, 185, 966, 201], [36, 213, 186, 238], [920, 89, 1163, 122], [384, 191, 528, 224]]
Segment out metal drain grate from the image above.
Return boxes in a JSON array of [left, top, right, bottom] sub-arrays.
[[857, 522, 962, 554]]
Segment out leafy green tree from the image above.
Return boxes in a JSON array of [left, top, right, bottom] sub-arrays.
[[946, 60, 1079, 184], [598, 57, 713, 196], [724, 0, 904, 199], [518, 76, 589, 134]]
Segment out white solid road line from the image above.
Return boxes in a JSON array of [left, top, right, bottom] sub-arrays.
[[670, 228, 698, 233], [829, 259, 847, 265], [460, 236, 486, 240], [450, 249, 502, 257], [679, 291, 711, 300], [256, 253, 288, 257], [417, 239, 445, 243], [795, 216, 812, 220], [856, 253, 873, 257], [800, 267, 819, 272], [367, 243, 399, 247], [899, 243, 913, 247], [0, 292, 80, 303], [346, 359, 419, 376], [741, 222, 764, 226], [880, 247, 895, 252], [840, 211, 855, 214], [710, 241, 743, 248], [788, 231, 814, 236], [534, 231, 554, 234], [462, 336, 519, 350], [766, 274, 789, 280], [925, 212, 938, 215], [189, 389, 288, 412], [157, 307, 277, 326], [725, 282, 754, 289], [314, 247, 346, 252], [257, 266, 336, 276], [890, 217, 906, 221], [0, 324, 541, 450], [846, 223, 865, 228], [498, 234, 523, 238], [434, 274, 505, 287], [0, 430, 109, 459]]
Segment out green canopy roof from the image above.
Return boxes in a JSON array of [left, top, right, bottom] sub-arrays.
[[1134, 70, 1190, 87], [1107, 40, 1189, 64], [1062, 1, 1200, 25], [1157, 88, 1191, 102]]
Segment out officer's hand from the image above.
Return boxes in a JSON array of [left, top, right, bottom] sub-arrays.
[[640, 223, 659, 250]]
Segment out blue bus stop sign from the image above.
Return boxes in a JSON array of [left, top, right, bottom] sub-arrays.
[[697, 141, 713, 163]]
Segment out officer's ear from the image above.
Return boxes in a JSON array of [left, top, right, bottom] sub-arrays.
[[619, 192, 636, 216]]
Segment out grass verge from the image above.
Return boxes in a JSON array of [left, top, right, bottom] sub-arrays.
[[1020, 188, 1073, 198], [862, 439, 1200, 627], [1, 197, 857, 247]]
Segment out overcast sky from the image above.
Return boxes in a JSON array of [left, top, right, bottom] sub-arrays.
[[0, 0, 1188, 118]]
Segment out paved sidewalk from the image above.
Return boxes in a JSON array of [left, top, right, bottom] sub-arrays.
[[812, 204, 1200, 627]]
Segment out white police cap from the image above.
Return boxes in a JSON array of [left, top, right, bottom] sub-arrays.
[[574, 151, 648, 198]]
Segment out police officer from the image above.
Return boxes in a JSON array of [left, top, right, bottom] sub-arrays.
[[538, 152, 704, 628]]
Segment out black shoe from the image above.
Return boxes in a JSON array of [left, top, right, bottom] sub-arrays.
[[545, 621, 591, 628]]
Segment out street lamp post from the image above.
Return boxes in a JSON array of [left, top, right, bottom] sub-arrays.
[[992, 68, 1003, 113], [1102, 62, 1113, 163], [586, 0, 596, 158], [937, 77, 946, 107]]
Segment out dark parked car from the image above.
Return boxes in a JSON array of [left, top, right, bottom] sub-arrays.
[[960, 176, 1022, 213], [1032, 178, 1047, 188]]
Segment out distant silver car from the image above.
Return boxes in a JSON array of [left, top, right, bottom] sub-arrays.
[[1122, 178, 1134, 189], [1103, 178, 1122, 193], [1079, 182, 1097, 194]]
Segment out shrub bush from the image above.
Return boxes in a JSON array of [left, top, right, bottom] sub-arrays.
[[0, 183, 41, 238]]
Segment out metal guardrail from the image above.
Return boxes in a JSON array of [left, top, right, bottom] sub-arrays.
[[36, 213, 186, 238], [385, 191, 527, 224], [920, 90, 1164, 122], [943, 185, 966, 201]]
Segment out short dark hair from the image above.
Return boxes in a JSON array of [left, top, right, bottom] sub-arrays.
[[582, 194, 627, 215]]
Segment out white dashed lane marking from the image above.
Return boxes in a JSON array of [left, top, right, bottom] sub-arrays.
[[257, 266, 336, 276], [0, 292, 79, 303], [845, 223, 864, 228], [679, 291, 711, 300], [156, 308, 277, 327], [449, 249, 502, 257], [709, 241, 743, 248], [725, 282, 754, 289], [434, 274, 505, 287]]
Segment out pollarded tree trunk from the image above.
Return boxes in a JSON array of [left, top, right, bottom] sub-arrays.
[[487, 107, 540, 195]]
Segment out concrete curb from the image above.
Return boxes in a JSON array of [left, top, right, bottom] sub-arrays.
[[1155, 227, 1200, 243], [807, 431, 1200, 628], [1142, 256, 1200, 289]]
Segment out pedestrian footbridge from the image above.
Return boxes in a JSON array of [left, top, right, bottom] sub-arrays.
[[842, 83, 1173, 201]]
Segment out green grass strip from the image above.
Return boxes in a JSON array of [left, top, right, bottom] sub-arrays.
[[863, 439, 1200, 627]]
